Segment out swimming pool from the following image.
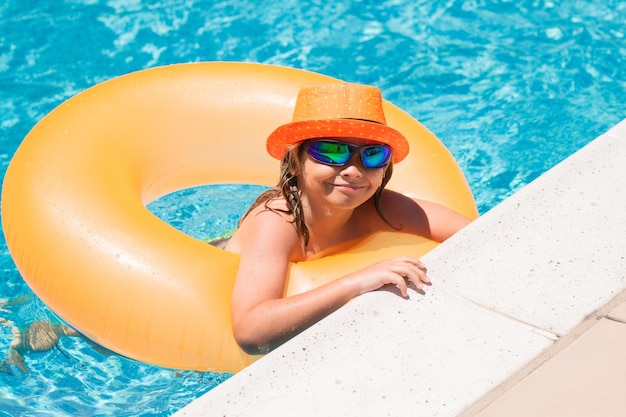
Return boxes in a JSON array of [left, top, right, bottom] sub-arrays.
[[1, 0, 625, 415]]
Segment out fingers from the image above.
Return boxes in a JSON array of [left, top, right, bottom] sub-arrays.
[[356, 257, 431, 297], [395, 258, 430, 284], [389, 257, 430, 296], [394, 276, 409, 298]]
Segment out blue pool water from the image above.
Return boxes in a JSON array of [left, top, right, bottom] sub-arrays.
[[1, 0, 625, 415]]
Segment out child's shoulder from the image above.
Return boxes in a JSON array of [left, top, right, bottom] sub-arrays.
[[227, 197, 299, 254], [248, 196, 292, 222], [235, 196, 291, 238]]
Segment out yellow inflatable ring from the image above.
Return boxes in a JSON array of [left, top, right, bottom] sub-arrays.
[[1, 63, 478, 373]]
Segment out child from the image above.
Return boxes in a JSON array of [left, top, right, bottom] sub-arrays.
[[225, 82, 471, 354]]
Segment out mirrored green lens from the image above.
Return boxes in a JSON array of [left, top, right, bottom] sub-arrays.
[[307, 141, 351, 165]]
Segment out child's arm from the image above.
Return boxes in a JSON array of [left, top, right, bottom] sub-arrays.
[[230, 210, 429, 354]]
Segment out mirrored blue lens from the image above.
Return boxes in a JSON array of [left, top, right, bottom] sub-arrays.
[[361, 145, 392, 168]]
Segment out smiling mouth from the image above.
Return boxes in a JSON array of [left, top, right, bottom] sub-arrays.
[[333, 183, 365, 190]]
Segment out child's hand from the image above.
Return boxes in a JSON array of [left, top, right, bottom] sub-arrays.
[[349, 256, 430, 298]]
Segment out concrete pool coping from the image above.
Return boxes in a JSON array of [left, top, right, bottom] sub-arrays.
[[173, 118, 626, 417]]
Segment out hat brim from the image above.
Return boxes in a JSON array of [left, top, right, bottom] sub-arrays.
[[266, 119, 409, 163]]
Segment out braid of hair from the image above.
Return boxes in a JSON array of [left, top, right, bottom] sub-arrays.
[[279, 149, 309, 247]]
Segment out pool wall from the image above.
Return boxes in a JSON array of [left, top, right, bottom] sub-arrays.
[[172, 117, 626, 416]]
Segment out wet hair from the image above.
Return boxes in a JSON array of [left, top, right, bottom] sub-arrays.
[[239, 142, 399, 248]]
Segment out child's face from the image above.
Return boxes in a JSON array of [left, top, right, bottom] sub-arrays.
[[299, 137, 387, 211]]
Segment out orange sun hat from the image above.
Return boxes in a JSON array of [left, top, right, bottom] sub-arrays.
[[266, 82, 409, 163]]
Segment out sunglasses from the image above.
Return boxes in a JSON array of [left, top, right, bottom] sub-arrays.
[[305, 140, 392, 169]]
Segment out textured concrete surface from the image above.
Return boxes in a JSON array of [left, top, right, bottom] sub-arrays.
[[173, 118, 626, 417]]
